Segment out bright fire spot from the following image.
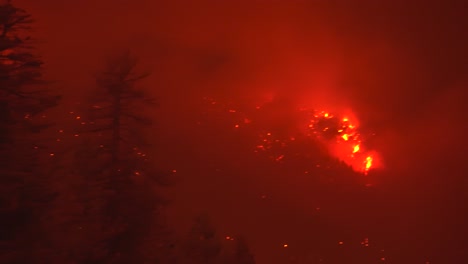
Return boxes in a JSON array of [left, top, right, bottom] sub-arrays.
[[365, 156, 373, 170], [203, 97, 381, 175], [361, 237, 370, 247], [353, 144, 360, 153], [275, 155, 284, 161], [338, 241, 344, 245], [283, 244, 288, 248]]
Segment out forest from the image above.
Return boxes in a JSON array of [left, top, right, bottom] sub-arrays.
[[1, 1, 466, 264], [0, 2, 256, 263]]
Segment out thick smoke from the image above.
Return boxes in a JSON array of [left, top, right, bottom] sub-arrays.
[[17, 0, 467, 262]]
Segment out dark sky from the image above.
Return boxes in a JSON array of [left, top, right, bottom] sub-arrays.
[[17, 0, 467, 263]]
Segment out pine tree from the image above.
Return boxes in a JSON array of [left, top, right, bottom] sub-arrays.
[[43, 50, 169, 263], [230, 236, 256, 264], [179, 214, 256, 264], [91, 50, 166, 263], [182, 214, 223, 264], [0, 1, 60, 262]]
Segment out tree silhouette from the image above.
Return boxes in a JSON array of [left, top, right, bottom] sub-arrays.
[[53, 50, 169, 263], [0, 1, 60, 262], [179, 214, 257, 264], [230, 236, 256, 264], [182, 214, 223, 264]]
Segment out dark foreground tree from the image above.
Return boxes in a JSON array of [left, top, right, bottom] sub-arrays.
[[91, 51, 172, 263], [0, 1, 60, 262], [43, 50, 171, 263]]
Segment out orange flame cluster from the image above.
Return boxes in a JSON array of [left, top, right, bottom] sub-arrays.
[[202, 97, 379, 175], [302, 110, 375, 174]]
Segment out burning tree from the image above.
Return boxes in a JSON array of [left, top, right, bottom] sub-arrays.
[[0, 1, 60, 262]]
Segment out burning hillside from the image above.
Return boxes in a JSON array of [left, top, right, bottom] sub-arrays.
[[201, 96, 381, 176]]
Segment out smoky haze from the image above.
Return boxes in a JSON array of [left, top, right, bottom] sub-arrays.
[[18, 0, 467, 263]]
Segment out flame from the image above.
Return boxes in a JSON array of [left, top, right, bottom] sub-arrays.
[[202, 97, 381, 176], [353, 144, 360, 153], [365, 156, 373, 170]]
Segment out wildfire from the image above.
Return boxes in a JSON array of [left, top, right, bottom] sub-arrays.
[[353, 144, 360, 154], [365, 156, 373, 171], [202, 97, 380, 175]]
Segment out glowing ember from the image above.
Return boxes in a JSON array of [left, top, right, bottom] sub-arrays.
[[353, 144, 360, 153], [365, 156, 373, 170], [202, 97, 381, 175]]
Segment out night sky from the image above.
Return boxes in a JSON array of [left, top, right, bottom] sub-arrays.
[[15, 0, 468, 263]]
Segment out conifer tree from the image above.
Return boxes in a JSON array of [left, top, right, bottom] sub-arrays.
[[0, 1, 60, 262], [180, 214, 257, 264], [43, 50, 169, 263], [230, 236, 256, 264], [182, 214, 223, 264]]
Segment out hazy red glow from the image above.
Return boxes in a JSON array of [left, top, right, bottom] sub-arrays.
[[12, 0, 468, 263]]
